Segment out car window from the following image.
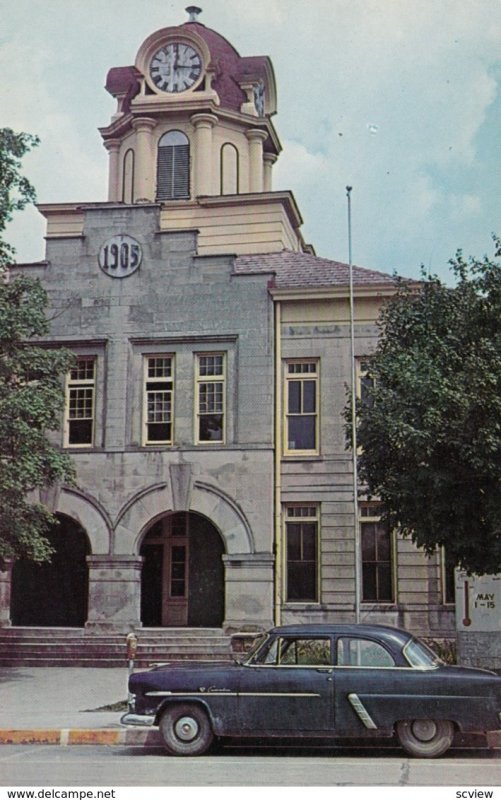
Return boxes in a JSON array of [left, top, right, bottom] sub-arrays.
[[253, 636, 331, 666], [279, 638, 331, 665], [403, 637, 443, 668], [336, 637, 395, 667]]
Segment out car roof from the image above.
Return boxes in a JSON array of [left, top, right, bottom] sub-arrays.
[[268, 623, 412, 647]]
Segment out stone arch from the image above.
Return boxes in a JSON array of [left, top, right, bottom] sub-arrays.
[[56, 487, 111, 555], [115, 481, 254, 556], [11, 513, 91, 627]]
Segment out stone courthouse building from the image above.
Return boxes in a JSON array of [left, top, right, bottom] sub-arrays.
[[1, 8, 456, 657]]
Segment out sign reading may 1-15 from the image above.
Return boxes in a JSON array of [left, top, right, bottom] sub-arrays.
[[456, 572, 501, 631]]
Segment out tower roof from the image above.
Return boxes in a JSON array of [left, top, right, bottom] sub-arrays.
[[105, 19, 275, 117]]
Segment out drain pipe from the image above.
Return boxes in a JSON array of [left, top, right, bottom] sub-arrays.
[[274, 300, 282, 626]]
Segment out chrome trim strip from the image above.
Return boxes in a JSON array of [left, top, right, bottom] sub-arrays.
[[347, 693, 378, 729], [145, 690, 321, 698]]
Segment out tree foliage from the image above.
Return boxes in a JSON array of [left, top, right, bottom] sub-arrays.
[[0, 128, 75, 565], [0, 128, 40, 275], [352, 239, 501, 575]]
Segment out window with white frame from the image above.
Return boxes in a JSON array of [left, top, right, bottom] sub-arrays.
[[285, 505, 319, 602], [441, 548, 456, 604], [64, 357, 96, 447], [357, 358, 375, 407], [360, 502, 394, 603], [195, 353, 225, 443], [143, 356, 174, 445], [285, 360, 319, 454], [156, 130, 190, 200]]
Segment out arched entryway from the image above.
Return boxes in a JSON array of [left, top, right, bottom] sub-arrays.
[[11, 515, 90, 626], [140, 511, 224, 627]]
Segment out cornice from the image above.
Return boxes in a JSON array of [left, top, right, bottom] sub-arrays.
[[99, 101, 282, 154]]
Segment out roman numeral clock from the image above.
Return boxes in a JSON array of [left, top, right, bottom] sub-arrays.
[[149, 42, 203, 93]]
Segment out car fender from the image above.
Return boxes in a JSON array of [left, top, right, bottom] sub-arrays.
[[153, 696, 226, 735], [354, 692, 497, 733]]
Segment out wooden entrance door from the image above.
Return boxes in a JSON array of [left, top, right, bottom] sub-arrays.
[[140, 512, 224, 627], [140, 514, 189, 627]]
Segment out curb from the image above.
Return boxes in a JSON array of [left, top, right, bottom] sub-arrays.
[[0, 728, 161, 746], [0, 728, 499, 748]]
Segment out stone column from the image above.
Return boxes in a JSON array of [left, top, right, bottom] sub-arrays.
[[0, 560, 13, 627], [246, 129, 268, 193], [132, 117, 157, 202], [103, 139, 121, 202], [222, 552, 275, 632], [263, 152, 277, 192], [191, 113, 219, 197], [85, 555, 144, 632]]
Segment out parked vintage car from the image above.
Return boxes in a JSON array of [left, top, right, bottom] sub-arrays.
[[121, 623, 501, 757]]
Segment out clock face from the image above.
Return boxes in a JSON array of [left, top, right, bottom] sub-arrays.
[[149, 42, 203, 93]]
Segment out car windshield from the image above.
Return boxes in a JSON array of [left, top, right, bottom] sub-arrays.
[[403, 637, 444, 668], [243, 633, 268, 664]]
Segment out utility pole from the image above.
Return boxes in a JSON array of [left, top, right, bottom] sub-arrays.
[[347, 186, 361, 623]]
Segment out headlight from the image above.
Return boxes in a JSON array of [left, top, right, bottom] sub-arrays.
[[128, 692, 136, 712]]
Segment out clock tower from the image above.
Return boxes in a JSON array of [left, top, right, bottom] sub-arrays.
[[97, 6, 304, 255]]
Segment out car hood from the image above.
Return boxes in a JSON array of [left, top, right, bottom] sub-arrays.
[[129, 660, 240, 691]]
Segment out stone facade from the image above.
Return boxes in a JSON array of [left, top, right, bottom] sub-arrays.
[[2, 11, 460, 647], [7, 204, 275, 632]]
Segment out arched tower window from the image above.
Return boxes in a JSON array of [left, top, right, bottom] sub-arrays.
[[220, 143, 239, 195], [157, 130, 190, 200], [122, 148, 135, 204]]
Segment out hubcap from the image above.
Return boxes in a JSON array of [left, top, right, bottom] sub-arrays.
[[174, 715, 199, 742], [411, 719, 437, 742]]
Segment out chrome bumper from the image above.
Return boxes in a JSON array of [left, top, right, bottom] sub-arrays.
[[120, 712, 156, 727]]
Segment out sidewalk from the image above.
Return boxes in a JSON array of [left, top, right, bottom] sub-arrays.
[[0, 665, 499, 749], [0, 666, 161, 746]]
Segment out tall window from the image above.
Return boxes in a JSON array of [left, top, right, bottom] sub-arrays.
[[441, 548, 456, 604], [143, 356, 174, 445], [285, 360, 319, 454], [122, 148, 134, 204], [220, 143, 239, 195], [156, 130, 190, 200], [285, 506, 319, 602], [360, 503, 394, 603], [196, 354, 225, 443], [64, 357, 96, 447], [357, 358, 375, 408]]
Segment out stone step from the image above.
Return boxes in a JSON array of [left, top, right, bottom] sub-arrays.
[[0, 641, 230, 657], [0, 626, 234, 667], [0, 655, 231, 668], [0, 627, 226, 638]]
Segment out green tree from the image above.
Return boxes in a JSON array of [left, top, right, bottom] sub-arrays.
[[0, 128, 75, 565], [351, 239, 501, 576]]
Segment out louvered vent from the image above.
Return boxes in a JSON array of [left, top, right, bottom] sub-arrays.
[[157, 144, 190, 200]]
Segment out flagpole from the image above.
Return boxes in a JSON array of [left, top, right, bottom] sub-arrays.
[[346, 186, 361, 623]]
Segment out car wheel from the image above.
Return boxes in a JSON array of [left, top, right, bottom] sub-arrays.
[[159, 704, 214, 756], [396, 719, 455, 758]]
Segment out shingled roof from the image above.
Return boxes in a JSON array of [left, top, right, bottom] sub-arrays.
[[234, 250, 397, 290]]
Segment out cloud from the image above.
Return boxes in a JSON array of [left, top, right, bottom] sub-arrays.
[[1, 0, 500, 278]]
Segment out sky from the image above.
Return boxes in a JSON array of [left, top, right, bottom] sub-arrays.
[[2, 0, 500, 282]]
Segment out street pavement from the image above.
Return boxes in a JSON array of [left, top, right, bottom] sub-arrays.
[[0, 665, 499, 750]]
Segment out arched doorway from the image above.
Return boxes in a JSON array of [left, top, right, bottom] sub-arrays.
[[11, 515, 90, 626], [140, 512, 224, 627]]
